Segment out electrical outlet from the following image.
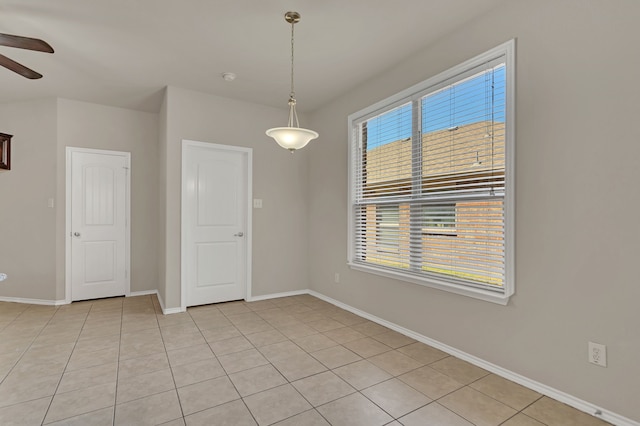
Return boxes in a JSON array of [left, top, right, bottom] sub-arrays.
[[334, 273, 340, 283], [588, 341, 607, 367]]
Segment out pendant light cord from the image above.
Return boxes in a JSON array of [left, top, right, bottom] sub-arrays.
[[290, 19, 295, 100], [288, 19, 300, 128]]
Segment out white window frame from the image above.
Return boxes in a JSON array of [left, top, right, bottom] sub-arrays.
[[347, 40, 515, 305]]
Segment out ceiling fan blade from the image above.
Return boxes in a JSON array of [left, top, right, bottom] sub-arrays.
[[0, 53, 43, 79], [0, 33, 54, 53]]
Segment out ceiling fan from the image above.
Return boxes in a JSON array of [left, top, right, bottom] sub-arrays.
[[0, 33, 53, 79]]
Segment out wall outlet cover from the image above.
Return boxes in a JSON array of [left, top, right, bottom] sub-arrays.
[[588, 341, 607, 367]]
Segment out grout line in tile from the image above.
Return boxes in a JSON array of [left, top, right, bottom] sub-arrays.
[[189, 304, 265, 425], [0, 310, 53, 387], [0, 295, 604, 426], [498, 411, 521, 425], [40, 299, 94, 425], [111, 296, 125, 426]]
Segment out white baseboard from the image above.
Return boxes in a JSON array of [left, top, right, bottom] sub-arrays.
[[246, 289, 308, 302], [1, 286, 635, 424], [157, 288, 308, 312], [0, 289, 183, 316], [155, 290, 185, 315], [1, 290, 158, 307], [162, 306, 185, 315], [306, 290, 639, 426], [128, 290, 157, 297], [0, 296, 67, 306]]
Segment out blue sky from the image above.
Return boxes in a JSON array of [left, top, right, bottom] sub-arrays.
[[366, 65, 505, 149]]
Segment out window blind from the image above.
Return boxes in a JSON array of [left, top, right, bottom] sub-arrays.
[[352, 58, 508, 291]]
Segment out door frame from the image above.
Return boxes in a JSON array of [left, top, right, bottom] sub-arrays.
[[65, 147, 131, 304], [180, 140, 253, 311]]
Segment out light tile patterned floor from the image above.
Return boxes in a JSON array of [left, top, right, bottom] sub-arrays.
[[0, 294, 613, 425]]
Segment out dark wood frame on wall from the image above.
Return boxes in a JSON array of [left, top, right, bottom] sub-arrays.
[[0, 133, 12, 170]]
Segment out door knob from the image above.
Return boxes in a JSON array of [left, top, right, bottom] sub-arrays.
[[73, 232, 81, 237], [234, 232, 244, 237]]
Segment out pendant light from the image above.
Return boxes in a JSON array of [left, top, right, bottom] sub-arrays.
[[266, 11, 319, 152]]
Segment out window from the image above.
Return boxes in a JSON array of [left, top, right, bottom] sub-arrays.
[[423, 203, 456, 235], [376, 205, 400, 253], [348, 40, 514, 304]]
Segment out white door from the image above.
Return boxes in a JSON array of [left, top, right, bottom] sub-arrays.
[[182, 141, 251, 307], [68, 148, 130, 301]]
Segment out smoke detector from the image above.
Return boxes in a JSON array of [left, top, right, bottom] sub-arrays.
[[221, 72, 237, 82]]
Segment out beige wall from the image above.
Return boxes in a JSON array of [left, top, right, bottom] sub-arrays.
[[2, 0, 638, 420], [56, 99, 159, 298], [0, 98, 158, 301], [308, 0, 640, 421], [0, 99, 58, 300], [159, 86, 310, 308], [0, 89, 307, 308], [157, 91, 168, 307]]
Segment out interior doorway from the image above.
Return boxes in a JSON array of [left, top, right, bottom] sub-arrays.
[[181, 140, 252, 309], [66, 147, 130, 302]]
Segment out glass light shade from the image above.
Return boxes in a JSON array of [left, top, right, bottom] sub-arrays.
[[266, 127, 319, 151]]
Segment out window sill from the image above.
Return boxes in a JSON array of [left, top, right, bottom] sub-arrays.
[[348, 262, 512, 305]]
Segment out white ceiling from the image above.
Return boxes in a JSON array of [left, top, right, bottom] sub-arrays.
[[0, 0, 506, 113]]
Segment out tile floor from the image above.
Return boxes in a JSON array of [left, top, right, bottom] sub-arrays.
[[0, 294, 612, 426]]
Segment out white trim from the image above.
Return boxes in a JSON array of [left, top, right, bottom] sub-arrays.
[[504, 39, 516, 297], [0, 290, 156, 306], [65, 147, 72, 304], [245, 149, 253, 302], [245, 290, 308, 302], [347, 39, 516, 305], [306, 290, 638, 426], [162, 307, 185, 315], [128, 290, 157, 297], [349, 40, 515, 125], [0, 296, 67, 306], [65, 147, 131, 303], [180, 139, 253, 311], [348, 262, 509, 305], [0, 290, 189, 316], [6, 284, 632, 424], [156, 289, 186, 315]]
